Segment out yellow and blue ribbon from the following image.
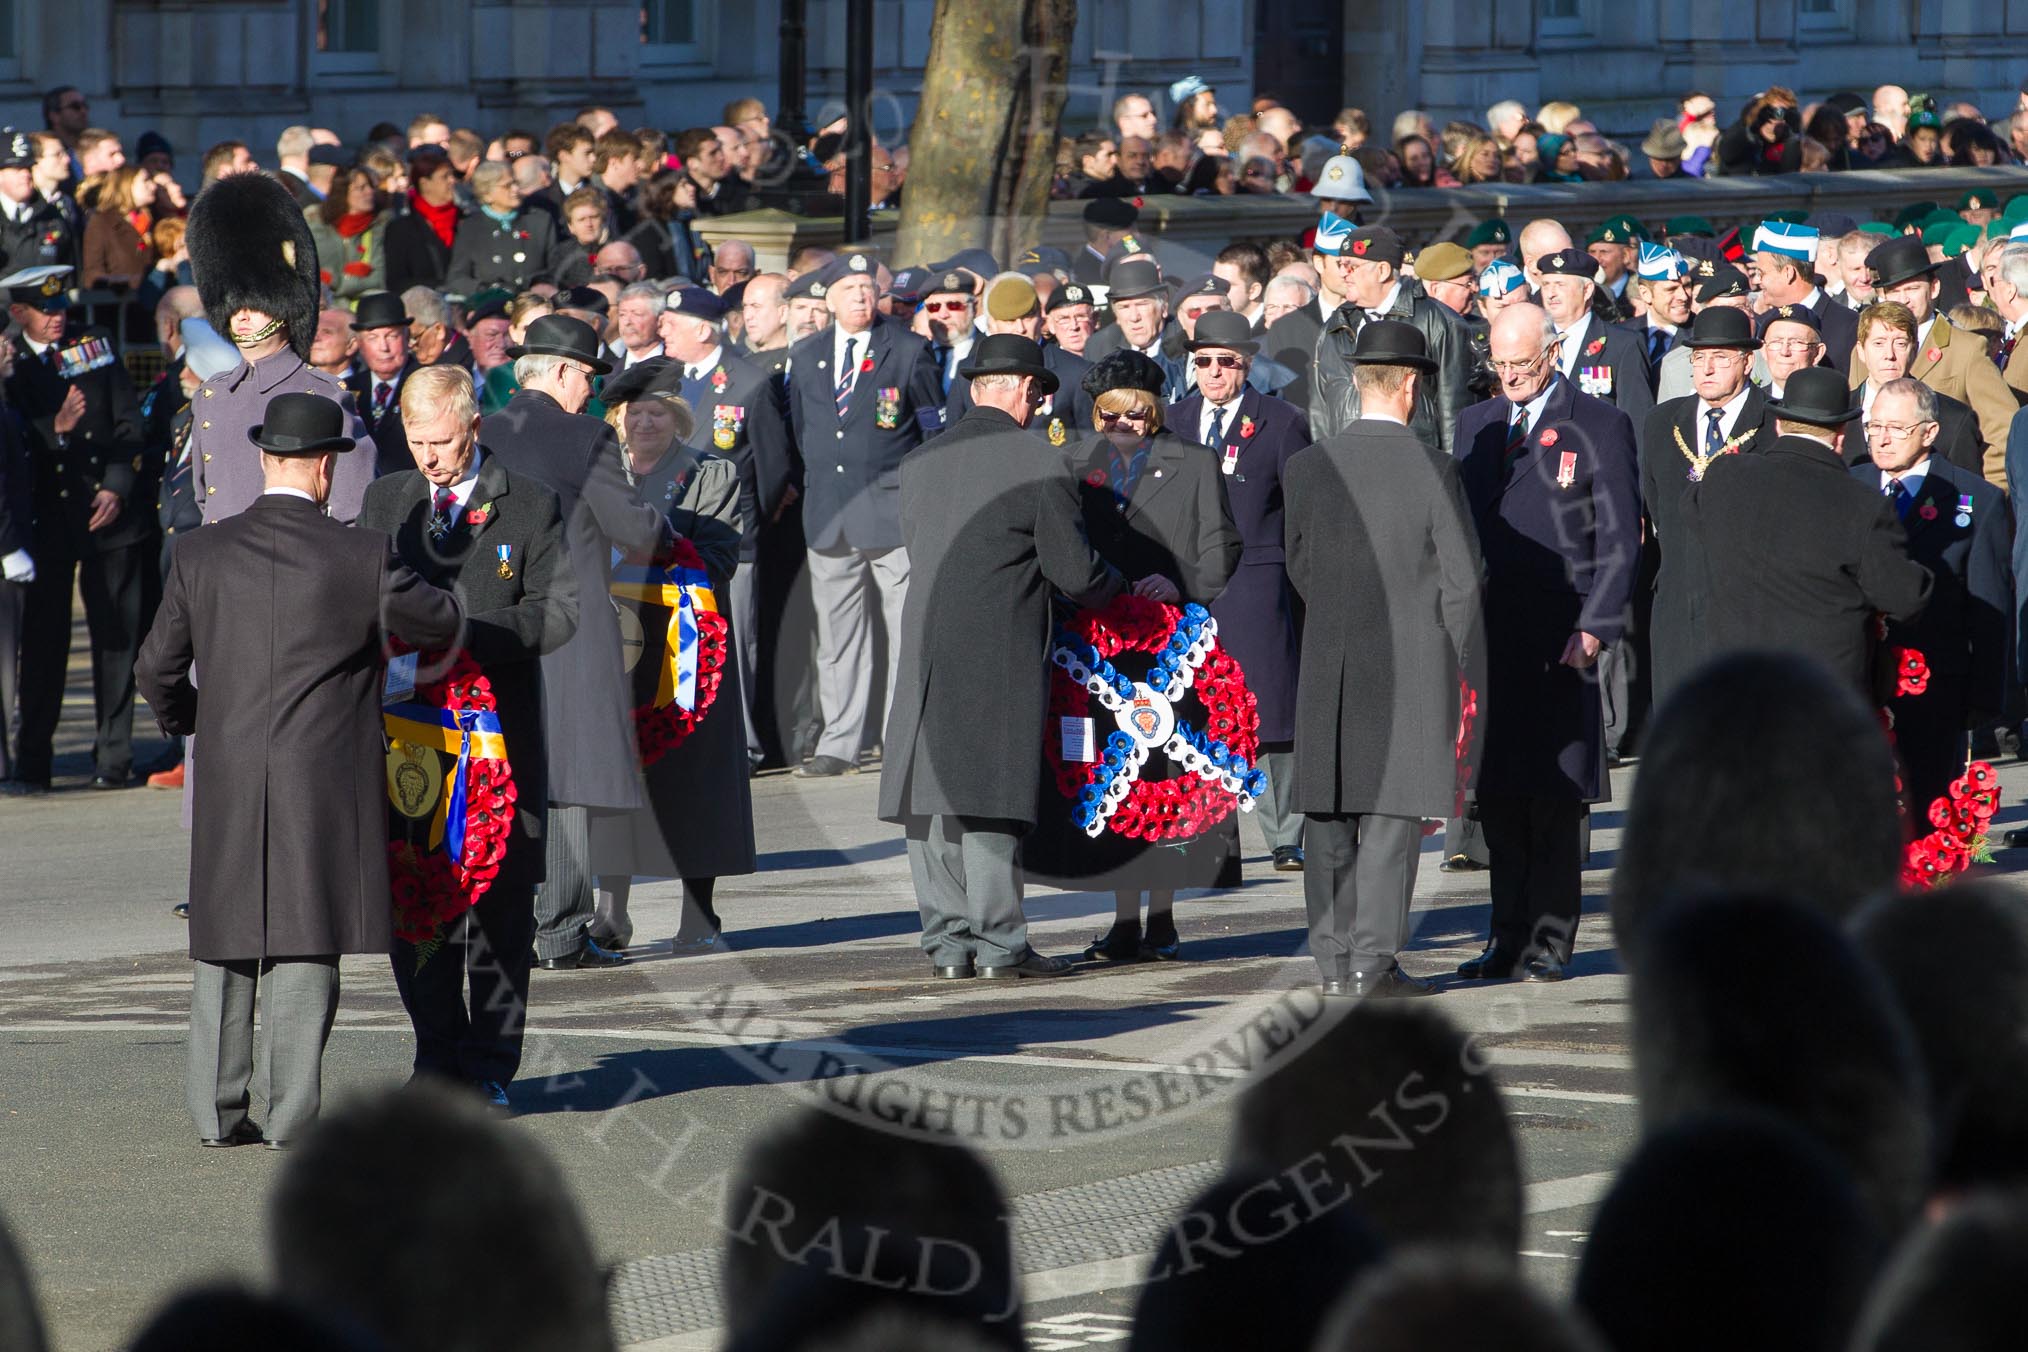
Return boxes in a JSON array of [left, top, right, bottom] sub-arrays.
[[383, 702, 507, 863], [609, 562, 717, 711]]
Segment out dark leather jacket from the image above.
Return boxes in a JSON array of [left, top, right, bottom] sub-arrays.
[[1309, 276, 1475, 455]]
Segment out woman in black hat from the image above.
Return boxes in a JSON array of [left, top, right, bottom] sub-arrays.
[[1022, 350, 1241, 962], [586, 358, 754, 954]]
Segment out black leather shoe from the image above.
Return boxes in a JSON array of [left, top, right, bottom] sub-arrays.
[[173, 902, 191, 920], [1084, 919, 1143, 962], [1523, 953, 1568, 983], [1353, 967, 1434, 998], [1271, 846, 1305, 872], [1319, 978, 1355, 999], [668, 929, 722, 956], [199, 1120, 265, 1149], [91, 774, 131, 791], [1439, 854, 1487, 872], [931, 962, 975, 979], [1457, 946, 1522, 980], [263, 1138, 291, 1152], [586, 923, 633, 952], [798, 755, 858, 777], [0, 778, 48, 796], [2004, 828, 2028, 849], [537, 938, 627, 970], [1141, 915, 1180, 961], [979, 951, 1075, 978], [477, 1080, 510, 1108]]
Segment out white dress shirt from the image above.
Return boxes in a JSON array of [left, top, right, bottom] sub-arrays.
[[683, 344, 724, 382], [1880, 457, 1932, 499], [1554, 322, 1586, 377], [621, 342, 665, 369], [1199, 396, 1243, 446], [1512, 379, 1557, 433], [832, 324, 874, 385], [1696, 384, 1753, 444], [262, 486, 317, 503], [433, 450, 486, 510]]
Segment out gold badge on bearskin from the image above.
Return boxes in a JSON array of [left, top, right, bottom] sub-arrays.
[[386, 741, 443, 820], [616, 605, 646, 673], [1047, 417, 1066, 446]]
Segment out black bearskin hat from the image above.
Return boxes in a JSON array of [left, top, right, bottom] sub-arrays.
[[1081, 349, 1170, 403], [187, 172, 321, 362]]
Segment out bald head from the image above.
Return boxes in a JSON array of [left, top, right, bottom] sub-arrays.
[[1490, 302, 1555, 351], [1489, 302, 1558, 404], [1519, 219, 1573, 265], [595, 239, 642, 278]]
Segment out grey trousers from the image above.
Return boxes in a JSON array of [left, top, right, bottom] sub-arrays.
[[1302, 812, 1422, 979], [905, 815, 1028, 968], [1254, 747, 1305, 851], [187, 956, 340, 1142], [731, 559, 762, 766], [534, 803, 595, 960], [807, 545, 909, 763]]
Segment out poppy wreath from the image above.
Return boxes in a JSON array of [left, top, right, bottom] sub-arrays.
[[1421, 676, 1480, 838], [618, 535, 730, 768], [1881, 644, 1995, 888], [1045, 594, 1264, 841], [383, 649, 518, 956]]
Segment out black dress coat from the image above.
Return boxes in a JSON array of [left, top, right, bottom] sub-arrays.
[[1851, 455, 2013, 811], [1682, 434, 1934, 696], [5, 329, 147, 556], [1456, 376, 1642, 801], [945, 344, 1094, 450], [786, 317, 946, 552], [1166, 386, 1310, 743], [1639, 388, 1776, 702], [1285, 420, 1483, 817], [134, 493, 463, 961], [1806, 289, 1860, 379], [383, 207, 456, 296], [481, 389, 670, 809], [1850, 383, 1985, 479], [347, 358, 421, 480], [877, 406, 1122, 826], [1022, 428, 1243, 889], [593, 450, 756, 878], [358, 457, 580, 890]]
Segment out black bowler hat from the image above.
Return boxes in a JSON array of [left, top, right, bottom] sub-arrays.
[[1083, 197, 1139, 230], [1768, 367, 1862, 428], [247, 392, 356, 455], [504, 314, 613, 374], [1107, 256, 1166, 301], [1186, 309, 1260, 355], [350, 291, 411, 332], [1682, 306, 1761, 350], [1867, 235, 1938, 291], [956, 334, 1059, 394], [1346, 319, 1436, 372]]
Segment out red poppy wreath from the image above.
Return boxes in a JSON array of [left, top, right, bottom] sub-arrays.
[[1046, 594, 1263, 840], [610, 535, 730, 768]]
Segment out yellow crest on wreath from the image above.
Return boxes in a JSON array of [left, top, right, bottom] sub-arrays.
[[386, 741, 442, 820]]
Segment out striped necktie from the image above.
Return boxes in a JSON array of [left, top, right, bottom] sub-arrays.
[[836, 338, 857, 419], [1502, 408, 1530, 470]]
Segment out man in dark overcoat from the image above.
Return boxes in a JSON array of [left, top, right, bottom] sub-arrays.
[[1167, 308, 1313, 870], [359, 366, 578, 1104], [656, 286, 796, 770], [3, 265, 150, 792], [343, 291, 422, 480], [135, 392, 462, 1148], [1683, 366, 1933, 699], [1638, 306, 1776, 705], [786, 252, 946, 777], [878, 336, 1122, 980], [481, 315, 669, 970], [1454, 303, 1641, 983], [1285, 321, 1482, 998], [1850, 377, 2012, 813]]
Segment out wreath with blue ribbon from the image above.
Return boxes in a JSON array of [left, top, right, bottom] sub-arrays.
[[610, 536, 730, 767]]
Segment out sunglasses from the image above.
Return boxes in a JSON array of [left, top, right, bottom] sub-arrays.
[[1192, 354, 1244, 370], [1098, 409, 1149, 425], [923, 300, 969, 314]]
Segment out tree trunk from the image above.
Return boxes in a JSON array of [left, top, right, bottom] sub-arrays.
[[893, 0, 1077, 269]]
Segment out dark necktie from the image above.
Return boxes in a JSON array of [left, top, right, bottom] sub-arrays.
[[1705, 409, 1724, 460], [1886, 479, 1911, 520], [1648, 327, 1671, 366], [836, 338, 857, 419], [373, 381, 393, 420], [931, 343, 952, 396], [1502, 408, 1530, 471], [428, 486, 455, 543], [1208, 404, 1230, 446]]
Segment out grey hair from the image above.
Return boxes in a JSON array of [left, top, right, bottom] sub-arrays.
[[1875, 376, 1938, 424], [513, 352, 569, 386], [276, 125, 313, 160], [618, 281, 666, 314], [1486, 99, 1526, 131], [1265, 275, 1315, 306], [971, 372, 1023, 393], [399, 285, 447, 330], [468, 161, 510, 198], [1997, 243, 2028, 297]]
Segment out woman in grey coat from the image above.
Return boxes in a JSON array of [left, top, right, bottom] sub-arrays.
[[589, 359, 755, 953]]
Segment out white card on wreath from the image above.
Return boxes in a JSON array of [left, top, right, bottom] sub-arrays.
[[384, 652, 418, 706], [1061, 717, 1096, 763]]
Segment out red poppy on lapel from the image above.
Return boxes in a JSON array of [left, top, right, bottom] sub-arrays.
[[1085, 470, 1107, 487], [1584, 337, 1605, 356], [860, 357, 875, 373], [1239, 415, 1256, 439], [1539, 427, 1559, 447], [1918, 503, 1938, 520]]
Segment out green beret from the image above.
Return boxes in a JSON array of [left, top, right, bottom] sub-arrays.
[[1909, 109, 1942, 131], [1920, 220, 1958, 248], [1763, 209, 1809, 227], [1857, 221, 1899, 238], [1939, 223, 1981, 258], [1665, 215, 1716, 238], [1892, 201, 1941, 230], [1465, 218, 1512, 248], [1584, 221, 1625, 246], [1959, 190, 1997, 213], [2002, 194, 2028, 221]]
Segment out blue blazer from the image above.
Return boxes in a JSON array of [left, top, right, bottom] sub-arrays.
[[787, 316, 945, 553]]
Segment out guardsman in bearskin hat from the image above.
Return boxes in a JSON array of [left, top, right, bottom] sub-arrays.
[[186, 169, 375, 524]]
